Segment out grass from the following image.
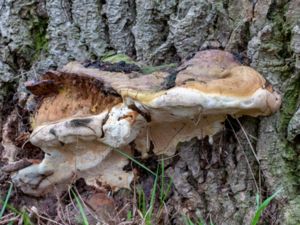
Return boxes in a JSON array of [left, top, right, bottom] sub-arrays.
[[251, 189, 282, 225], [114, 148, 282, 225], [183, 189, 282, 225], [144, 167, 159, 225], [135, 159, 173, 225], [0, 183, 33, 225], [64, 148, 172, 225], [0, 120, 282, 225], [159, 158, 173, 204], [137, 186, 147, 217], [127, 210, 133, 221], [0, 182, 73, 225], [183, 215, 210, 225], [0, 161, 283, 225], [113, 148, 156, 176], [113, 149, 174, 224], [70, 188, 90, 225], [0, 151, 172, 225], [0, 182, 13, 219], [0, 202, 33, 225]]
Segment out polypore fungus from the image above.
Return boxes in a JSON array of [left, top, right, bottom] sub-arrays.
[[12, 50, 281, 196]]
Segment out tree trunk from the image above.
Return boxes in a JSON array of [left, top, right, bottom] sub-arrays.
[[0, 0, 299, 224]]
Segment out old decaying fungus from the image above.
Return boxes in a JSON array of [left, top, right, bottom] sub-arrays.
[[11, 50, 281, 196]]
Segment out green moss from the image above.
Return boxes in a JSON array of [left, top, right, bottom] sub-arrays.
[[284, 196, 300, 225], [264, 1, 292, 65], [260, 2, 300, 219], [279, 77, 300, 219], [102, 53, 135, 64], [30, 17, 48, 62], [264, 1, 298, 135], [141, 63, 177, 74], [278, 73, 300, 216], [101, 53, 177, 74], [0, 82, 16, 100], [32, 20, 48, 52], [279, 141, 300, 192], [279, 76, 300, 135]]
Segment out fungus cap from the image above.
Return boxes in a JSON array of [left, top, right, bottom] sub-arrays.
[[11, 50, 281, 196]]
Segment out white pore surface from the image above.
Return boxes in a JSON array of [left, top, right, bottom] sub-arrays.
[[131, 87, 280, 122]]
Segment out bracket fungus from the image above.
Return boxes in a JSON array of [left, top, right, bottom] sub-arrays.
[[11, 50, 281, 196]]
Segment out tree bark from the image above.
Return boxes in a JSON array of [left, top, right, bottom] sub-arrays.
[[0, 0, 299, 224]]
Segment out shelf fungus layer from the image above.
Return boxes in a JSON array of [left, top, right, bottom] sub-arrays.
[[12, 50, 281, 196]]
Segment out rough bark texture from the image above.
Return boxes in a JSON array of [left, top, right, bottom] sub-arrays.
[[0, 0, 299, 224]]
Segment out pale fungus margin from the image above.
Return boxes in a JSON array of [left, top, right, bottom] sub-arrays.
[[10, 50, 281, 196]]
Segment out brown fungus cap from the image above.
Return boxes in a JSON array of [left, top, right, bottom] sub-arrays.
[[119, 50, 281, 120]]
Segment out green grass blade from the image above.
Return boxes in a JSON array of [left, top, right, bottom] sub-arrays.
[[137, 187, 147, 216], [0, 182, 13, 219], [183, 214, 207, 225], [209, 215, 215, 225], [127, 210, 132, 221], [255, 193, 260, 208], [198, 218, 206, 225], [162, 176, 173, 203], [22, 212, 33, 225], [70, 189, 89, 225], [149, 168, 158, 212], [0, 200, 23, 216], [158, 158, 173, 204], [1, 203, 20, 214], [187, 218, 195, 225], [160, 158, 165, 203], [145, 167, 159, 224], [113, 148, 156, 176], [0, 188, 34, 225], [6, 205, 33, 225], [251, 189, 282, 225], [182, 215, 195, 225]]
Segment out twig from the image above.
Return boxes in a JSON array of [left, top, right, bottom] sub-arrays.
[[227, 119, 260, 194], [72, 187, 99, 221], [235, 118, 264, 201], [0, 212, 14, 220], [28, 208, 62, 225], [116, 202, 130, 218], [235, 118, 260, 164], [0, 215, 20, 224]]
